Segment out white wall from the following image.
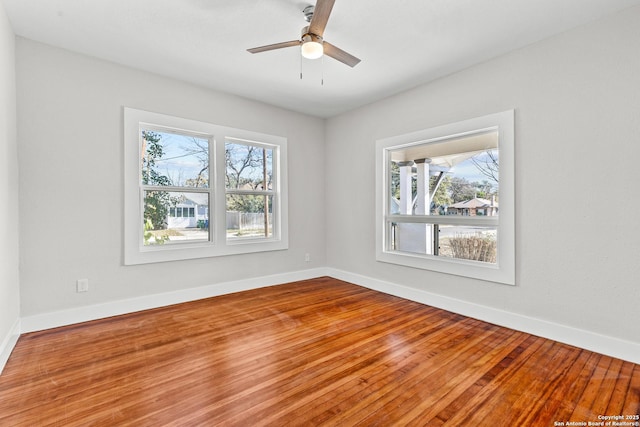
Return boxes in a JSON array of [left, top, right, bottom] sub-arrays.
[[325, 7, 640, 344], [9, 4, 640, 364], [0, 0, 20, 370], [16, 38, 326, 317]]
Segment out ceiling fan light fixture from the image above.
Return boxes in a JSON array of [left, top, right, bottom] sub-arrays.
[[247, 0, 360, 68], [301, 33, 323, 59]]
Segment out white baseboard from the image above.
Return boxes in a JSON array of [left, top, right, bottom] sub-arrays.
[[0, 318, 21, 374], [20, 268, 328, 334], [14, 267, 640, 366], [327, 268, 640, 365]]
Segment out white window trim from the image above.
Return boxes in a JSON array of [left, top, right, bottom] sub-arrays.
[[124, 108, 288, 265], [375, 110, 515, 285]]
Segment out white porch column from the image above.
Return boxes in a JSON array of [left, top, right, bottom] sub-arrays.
[[398, 161, 413, 215], [414, 159, 431, 215], [415, 158, 432, 254]]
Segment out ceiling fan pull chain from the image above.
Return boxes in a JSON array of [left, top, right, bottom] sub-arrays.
[[321, 54, 324, 86]]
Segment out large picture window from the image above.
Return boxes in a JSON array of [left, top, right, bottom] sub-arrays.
[[124, 108, 288, 265], [376, 110, 514, 285]]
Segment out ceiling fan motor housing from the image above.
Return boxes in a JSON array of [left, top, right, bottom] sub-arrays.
[[303, 5, 315, 22], [301, 26, 323, 44], [300, 26, 324, 59]]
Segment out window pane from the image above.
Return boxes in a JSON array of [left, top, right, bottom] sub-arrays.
[[141, 129, 209, 188], [389, 222, 497, 264], [390, 222, 438, 255], [389, 134, 498, 216], [143, 190, 209, 246], [225, 141, 273, 191], [226, 194, 273, 240]]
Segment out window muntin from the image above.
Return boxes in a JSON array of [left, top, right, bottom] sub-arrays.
[[376, 110, 514, 285], [124, 108, 288, 265]]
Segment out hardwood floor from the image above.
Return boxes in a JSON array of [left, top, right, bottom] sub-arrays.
[[1, 277, 638, 426]]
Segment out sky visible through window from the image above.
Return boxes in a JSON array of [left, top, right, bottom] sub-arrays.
[[142, 131, 274, 190], [144, 130, 209, 188], [452, 150, 499, 187], [225, 140, 273, 190]]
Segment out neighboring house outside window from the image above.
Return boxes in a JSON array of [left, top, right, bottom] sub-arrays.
[[448, 197, 498, 217], [124, 108, 288, 265], [168, 194, 207, 229]]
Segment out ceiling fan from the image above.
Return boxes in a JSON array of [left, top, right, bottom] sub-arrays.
[[247, 0, 361, 68]]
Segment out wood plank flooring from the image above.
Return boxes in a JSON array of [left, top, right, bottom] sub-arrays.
[[0, 277, 638, 426]]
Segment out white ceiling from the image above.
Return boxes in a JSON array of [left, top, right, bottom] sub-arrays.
[[4, 0, 640, 118]]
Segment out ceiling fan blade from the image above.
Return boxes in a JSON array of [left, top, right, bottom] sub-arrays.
[[309, 0, 335, 37], [247, 40, 301, 54], [323, 42, 361, 67]]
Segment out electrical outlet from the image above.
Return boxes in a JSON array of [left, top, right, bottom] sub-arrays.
[[305, 253, 311, 262], [76, 279, 89, 293]]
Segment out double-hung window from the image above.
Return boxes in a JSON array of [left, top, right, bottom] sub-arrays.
[[124, 108, 288, 265], [376, 110, 515, 285]]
